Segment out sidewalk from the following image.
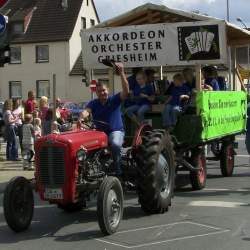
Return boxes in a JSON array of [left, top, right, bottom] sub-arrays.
[[0, 139, 34, 193]]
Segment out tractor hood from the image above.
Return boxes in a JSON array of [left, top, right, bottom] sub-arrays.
[[35, 130, 108, 153]]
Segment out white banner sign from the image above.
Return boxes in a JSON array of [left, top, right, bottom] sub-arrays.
[[82, 21, 227, 69]]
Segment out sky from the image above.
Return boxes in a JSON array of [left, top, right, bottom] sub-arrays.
[[94, 0, 250, 27]]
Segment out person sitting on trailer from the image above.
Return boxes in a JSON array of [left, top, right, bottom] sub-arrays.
[[183, 68, 196, 94], [213, 66, 227, 90], [162, 73, 190, 129], [145, 68, 159, 94], [125, 71, 155, 124], [202, 66, 220, 91], [124, 68, 143, 108]]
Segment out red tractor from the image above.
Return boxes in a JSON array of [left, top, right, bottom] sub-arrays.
[[3, 122, 175, 235]]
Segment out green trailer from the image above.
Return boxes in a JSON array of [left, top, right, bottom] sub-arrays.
[[82, 10, 250, 191], [124, 90, 247, 190]]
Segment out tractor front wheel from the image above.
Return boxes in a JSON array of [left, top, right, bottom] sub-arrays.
[[4, 176, 34, 232], [97, 177, 124, 235]]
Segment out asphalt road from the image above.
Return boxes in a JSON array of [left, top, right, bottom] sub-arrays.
[[0, 137, 250, 250]]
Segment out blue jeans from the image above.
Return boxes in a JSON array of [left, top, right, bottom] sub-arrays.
[[6, 125, 18, 160], [162, 104, 182, 127], [109, 131, 124, 176], [126, 104, 151, 122]]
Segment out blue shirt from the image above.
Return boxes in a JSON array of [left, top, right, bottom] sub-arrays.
[[217, 76, 227, 90], [133, 83, 155, 105], [86, 93, 123, 134], [167, 84, 190, 106], [127, 75, 137, 91], [205, 78, 220, 91], [184, 78, 196, 94]]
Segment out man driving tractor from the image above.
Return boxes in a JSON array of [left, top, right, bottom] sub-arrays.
[[80, 63, 129, 176]]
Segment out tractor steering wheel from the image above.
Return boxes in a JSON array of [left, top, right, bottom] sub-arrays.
[[79, 119, 110, 132]]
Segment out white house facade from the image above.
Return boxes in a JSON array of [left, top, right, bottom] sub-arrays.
[[0, 0, 99, 103]]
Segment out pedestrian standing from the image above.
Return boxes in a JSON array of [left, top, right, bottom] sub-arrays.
[[25, 91, 36, 115], [3, 99, 19, 161], [42, 108, 53, 135], [12, 98, 24, 151], [22, 114, 35, 170], [39, 96, 49, 121], [34, 117, 42, 140]]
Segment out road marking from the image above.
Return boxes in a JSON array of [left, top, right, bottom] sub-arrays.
[[96, 229, 230, 249], [95, 221, 230, 249], [188, 201, 248, 208], [116, 221, 222, 235], [236, 154, 250, 158], [204, 188, 250, 192], [204, 188, 230, 191]]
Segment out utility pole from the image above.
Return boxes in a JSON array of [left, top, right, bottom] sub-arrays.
[[227, 0, 232, 89], [226, 0, 229, 22]]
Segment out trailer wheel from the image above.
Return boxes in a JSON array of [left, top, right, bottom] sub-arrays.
[[4, 176, 34, 232], [190, 148, 207, 190], [136, 129, 175, 214], [220, 142, 235, 177], [97, 177, 123, 235]]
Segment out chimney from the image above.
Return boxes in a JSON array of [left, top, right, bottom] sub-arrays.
[[61, 0, 68, 10]]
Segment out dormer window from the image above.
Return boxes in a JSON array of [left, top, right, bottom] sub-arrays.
[[12, 22, 24, 34]]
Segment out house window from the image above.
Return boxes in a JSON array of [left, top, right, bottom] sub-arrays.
[[9, 81, 22, 98], [86, 0, 89, 6], [36, 80, 50, 98], [10, 47, 21, 64], [90, 19, 95, 27], [81, 17, 86, 29], [36, 45, 49, 63], [12, 22, 24, 34]]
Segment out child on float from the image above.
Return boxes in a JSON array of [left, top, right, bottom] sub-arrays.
[[162, 73, 190, 129], [125, 71, 155, 124]]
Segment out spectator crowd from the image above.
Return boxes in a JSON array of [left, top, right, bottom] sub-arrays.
[[2, 91, 67, 169]]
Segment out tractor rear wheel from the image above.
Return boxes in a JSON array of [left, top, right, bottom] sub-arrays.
[[136, 129, 175, 214]]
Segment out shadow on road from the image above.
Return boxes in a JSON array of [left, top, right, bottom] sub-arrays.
[[0, 193, 147, 244]]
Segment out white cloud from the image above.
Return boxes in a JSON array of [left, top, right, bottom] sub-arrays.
[[94, 0, 250, 26]]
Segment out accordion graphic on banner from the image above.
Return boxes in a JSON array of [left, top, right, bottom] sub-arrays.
[[185, 31, 215, 55], [178, 25, 220, 61]]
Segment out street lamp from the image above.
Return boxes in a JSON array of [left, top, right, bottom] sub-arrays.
[[236, 17, 248, 29]]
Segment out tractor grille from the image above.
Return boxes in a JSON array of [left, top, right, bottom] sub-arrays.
[[39, 147, 65, 186]]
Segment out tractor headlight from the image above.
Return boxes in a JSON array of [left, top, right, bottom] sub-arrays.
[[76, 148, 87, 162]]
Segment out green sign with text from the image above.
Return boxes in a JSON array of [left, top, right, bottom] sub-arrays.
[[196, 91, 247, 140]]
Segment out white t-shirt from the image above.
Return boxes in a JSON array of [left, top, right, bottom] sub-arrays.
[[12, 106, 22, 125], [34, 125, 41, 140]]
